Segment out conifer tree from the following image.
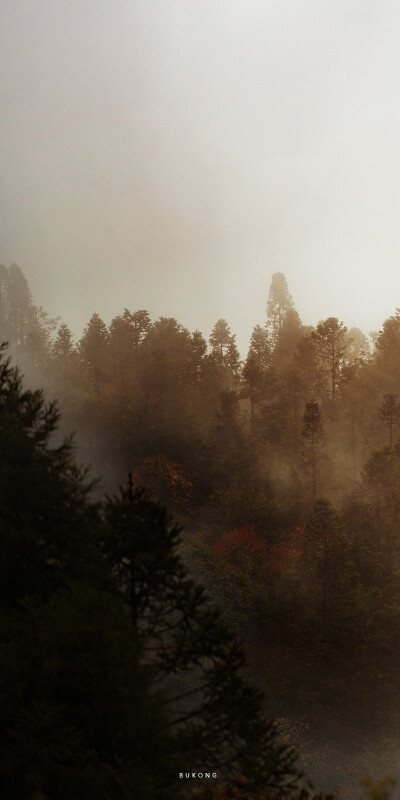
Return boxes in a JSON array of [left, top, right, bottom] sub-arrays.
[[79, 312, 109, 393], [248, 324, 271, 370], [378, 394, 400, 447], [7, 264, 33, 351], [301, 401, 325, 497], [311, 317, 349, 401], [103, 477, 304, 797], [266, 273, 294, 346], [209, 318, 233, 359]]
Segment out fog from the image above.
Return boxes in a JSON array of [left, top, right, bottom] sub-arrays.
[[2, 1, 400, 353]]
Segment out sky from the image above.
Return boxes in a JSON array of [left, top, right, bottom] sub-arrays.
[[2, 0, 400, 355]]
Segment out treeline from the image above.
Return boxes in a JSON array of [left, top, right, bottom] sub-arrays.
[[3, 263, 400, 790]]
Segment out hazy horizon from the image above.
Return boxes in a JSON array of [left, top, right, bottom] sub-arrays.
[[2, 0, 400, 355]]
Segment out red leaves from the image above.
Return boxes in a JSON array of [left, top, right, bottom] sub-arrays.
[[212, 524, 304, 582]]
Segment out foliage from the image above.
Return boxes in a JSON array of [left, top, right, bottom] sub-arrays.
[[7, 263, 400, 791], [0, 344, 313, 799]]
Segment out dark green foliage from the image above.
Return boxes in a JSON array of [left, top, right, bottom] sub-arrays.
[[0, 586, 174, 800], [0, 345, 310, 800]]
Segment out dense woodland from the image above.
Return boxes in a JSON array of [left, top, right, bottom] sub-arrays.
[[1, 263, 400, 796]]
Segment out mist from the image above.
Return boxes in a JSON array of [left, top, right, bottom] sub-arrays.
[[3, 1, 400, 354]]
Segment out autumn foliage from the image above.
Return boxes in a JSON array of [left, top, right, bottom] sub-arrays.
[[212, 524, 304, 582], [132, 455, 193, 514]]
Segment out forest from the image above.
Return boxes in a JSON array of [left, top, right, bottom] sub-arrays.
[[1, 262, 400, 798]]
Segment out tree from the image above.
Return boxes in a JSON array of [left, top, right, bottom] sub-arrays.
[[53, 323, 75, 361], [0, 585, 175, 800], [124, 309, 151, 350], [266, 273, 295, 346], [78, 312, 109, 393], [50, 323, 77, 383], [209, 319, 232, 359], [293, 334, 327, 403], [108, 313, 134, 385], [283, 366, 306, 455], [344, 327, 371, 367], [0, 264, 10, 342], [242, 354, 263, 417], [273, 307, 303, 368], [132, 455, 193, 517], [302, 499, 351, 628], [301, 401, 325, 498], [190, 329, 207, 381], [103, 477, 304, 797], [375, 310, 400, 366], [247, 324, 271, 370], [209, 320, 240, 390], [378, 394, 400, 447], [362, 444, 400, 533], [24, 306, 60, 369], [311, 318, 349, 401], [7, 263, 33, 351]]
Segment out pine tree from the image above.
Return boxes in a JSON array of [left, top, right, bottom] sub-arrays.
[[53, 322, 75, 361], [378, 394, 400, 447], [103, 477, 304, 797], [302, 499, 353, 629], [209, 320, 240, 390], [248, 324, 271, 370], [78, 312, 109, 393], [7, 264, 33, 351], [311, 317, 349, 401], [301, 401, 325, 498], [266, 273, 294, 346], [209, 318, 233, 359]]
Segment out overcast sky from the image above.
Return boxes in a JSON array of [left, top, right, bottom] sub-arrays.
[[2, 0, 400, 354]]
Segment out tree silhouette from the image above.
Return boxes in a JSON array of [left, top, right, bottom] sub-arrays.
[[378, 394, 400, 447], [266, 273, 294, 346], [301, 401, 325, 497], [311, 317, 349, 401]]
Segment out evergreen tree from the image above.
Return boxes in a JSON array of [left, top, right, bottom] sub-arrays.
[[7, 264, 33, 351], [103, 477, 304, 797], [311, 317, 349, 401], [209, 320, 240, 390], [189, 329, 207, 382], [53, 322, 75, 361], [79, 312, 109, 393], [273, 307, 303, 368], [124, 308, 151, 350], [209, 318, 233, 359], [266, 273, 294, 346], [248, 324, 271, 370], [378, 394, 400, 447], [0, 264, 10, 342], [301, 401, 325, 498], [375, 309, 400, 374], [302, 499, 353, 629], [242, 354, 263, 417]]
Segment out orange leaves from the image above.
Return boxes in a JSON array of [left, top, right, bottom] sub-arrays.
[[132, 455, 193, 514]]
